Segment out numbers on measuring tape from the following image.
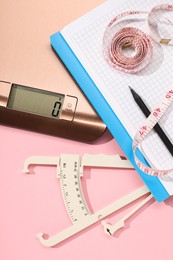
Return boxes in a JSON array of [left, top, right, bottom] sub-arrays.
[[153, 107, 161, 117], [166, 92, 173, 99], [139, 125, 148, 137], [133, 89, 173, 176]]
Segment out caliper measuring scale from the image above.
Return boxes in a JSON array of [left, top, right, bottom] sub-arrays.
[[24, 154, 152, 247]]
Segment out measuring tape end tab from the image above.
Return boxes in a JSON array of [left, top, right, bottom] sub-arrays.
[[160, 39, 171, 45], [122, 42, 133, 49]]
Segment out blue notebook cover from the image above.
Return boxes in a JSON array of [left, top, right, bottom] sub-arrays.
[[50, 31, 169, 202]]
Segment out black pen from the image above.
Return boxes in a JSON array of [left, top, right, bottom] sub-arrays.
[[129, 86, 173, 156]]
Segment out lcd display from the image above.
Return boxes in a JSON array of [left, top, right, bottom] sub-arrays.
[[7, 84, 64, 119]]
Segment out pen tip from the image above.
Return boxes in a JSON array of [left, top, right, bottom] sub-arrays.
[[128, 86, 132, 91]]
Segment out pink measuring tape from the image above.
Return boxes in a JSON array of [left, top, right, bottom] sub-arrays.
[[103, 10, 153, 74], [133, 89, 173, 176], [103, 4, 173, 176]]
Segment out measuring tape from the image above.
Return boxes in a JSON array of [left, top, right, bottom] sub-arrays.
[[103, 4, 173, 176], [133, 89, 173, 176], [146, 4, 173, 45], [103, 10, 152, 73], [103, 4, 173, 73]]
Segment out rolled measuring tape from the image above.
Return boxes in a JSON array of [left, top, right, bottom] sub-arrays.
[[103, 10, 152, 73], [103, 4, 173, 176], [103, 4, 173, 74]]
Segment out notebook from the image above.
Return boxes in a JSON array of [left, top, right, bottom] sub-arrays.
[[50, 0, 173, 201]]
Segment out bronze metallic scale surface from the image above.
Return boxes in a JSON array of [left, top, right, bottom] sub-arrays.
[[0, 81, 106, 142]]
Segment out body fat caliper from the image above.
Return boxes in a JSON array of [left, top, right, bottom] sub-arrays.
[[23, 154, 153, 247]]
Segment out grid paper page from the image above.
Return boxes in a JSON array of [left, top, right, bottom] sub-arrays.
[[61, 0, 173, 193]]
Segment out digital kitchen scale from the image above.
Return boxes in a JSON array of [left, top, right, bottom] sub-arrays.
[[0, 80, 106, 142], [0, 1, 107, 143]]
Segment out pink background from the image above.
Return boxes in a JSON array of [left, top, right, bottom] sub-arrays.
[[1, 1, 173, 259]]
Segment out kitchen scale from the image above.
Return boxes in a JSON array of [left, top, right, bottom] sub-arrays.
[[0, 0, 107, 143], [24, 153, 153, 247], [0, 80, 106, 142]]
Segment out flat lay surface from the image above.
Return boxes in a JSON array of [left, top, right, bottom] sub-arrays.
[[0, 1, 173, 259]]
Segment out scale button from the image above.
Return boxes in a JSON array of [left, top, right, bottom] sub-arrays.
[[61, 95, 77, 121], [0, 81, 11, 107]]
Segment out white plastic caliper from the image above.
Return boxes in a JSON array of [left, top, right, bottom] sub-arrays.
[[23, 154, 153, 247]]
